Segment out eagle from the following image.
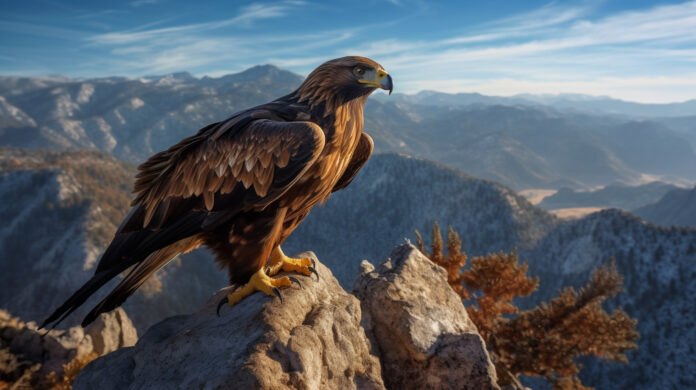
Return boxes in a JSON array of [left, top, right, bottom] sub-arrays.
[[41, 56, 392, 329]]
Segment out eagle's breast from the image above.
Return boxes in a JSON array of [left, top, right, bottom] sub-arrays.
[[279, 99, 364, 214]]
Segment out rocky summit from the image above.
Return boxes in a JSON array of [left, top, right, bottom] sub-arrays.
[[74, 253, 384, 390], [74, 247, 497, 390], [354, 244, 499, 390], [0, 307, 137, 382]]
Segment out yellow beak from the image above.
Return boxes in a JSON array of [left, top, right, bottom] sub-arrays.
[[358, 69, 393, 94]]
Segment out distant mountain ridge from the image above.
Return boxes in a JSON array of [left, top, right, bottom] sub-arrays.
[[633, 186, 696, 229], [0, 66, 303, 163], [384, 89, 696, 118], [365, 101, 696, 189], [1, 67, 695, 190], [539, 182, 680, 210], [283, 153, 558, 287]]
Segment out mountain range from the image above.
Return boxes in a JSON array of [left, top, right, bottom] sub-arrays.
[[1, 67, 695, 190], [538, 181, 680, 211], [0, 148, 227, 331], [522, 209, 696, 389], [384, 90, 696, 119], [1, 65, 695, 388], [633, 186, 696, 229], [1, 148, 693, 388]]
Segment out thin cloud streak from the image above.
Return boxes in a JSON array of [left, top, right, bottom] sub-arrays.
[[370, 1, 696, 102], [87, 0, 305, 45], [2, 0, 694, 103]]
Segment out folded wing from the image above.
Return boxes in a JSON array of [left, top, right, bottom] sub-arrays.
[[42, 116, 326, 328]]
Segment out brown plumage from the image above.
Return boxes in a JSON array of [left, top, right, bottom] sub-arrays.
[[42, 56, 392, 328]]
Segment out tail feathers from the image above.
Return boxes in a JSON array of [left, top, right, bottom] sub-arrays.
[[80, 236, 200, 327], [40, 269, 120, 330], [41, 231, 150, 330], [42, 213, 208, 329]]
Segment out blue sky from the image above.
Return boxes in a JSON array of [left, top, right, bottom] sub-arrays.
[[1, 0, 695, 103]]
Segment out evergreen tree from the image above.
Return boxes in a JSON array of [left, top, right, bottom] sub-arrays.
[[417, 223, 639, 390]]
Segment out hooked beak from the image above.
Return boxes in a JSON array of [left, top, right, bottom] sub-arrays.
[[359, 69, 393, 95], [381, 73, 393, 95]]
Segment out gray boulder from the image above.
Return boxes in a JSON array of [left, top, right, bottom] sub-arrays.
[[0, 307, 137, 376], [84, 307, 138, 356], [74, 252, 385, 390], [354, 244, 499, 390]]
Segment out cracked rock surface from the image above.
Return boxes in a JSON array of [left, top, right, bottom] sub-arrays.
[[354, 244, 499, 390], [74, 252, 384, 390], [0, 307, 137, 376]]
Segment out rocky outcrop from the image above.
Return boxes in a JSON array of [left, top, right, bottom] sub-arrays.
[[354, 244, 499, 390], [75, 247, 500, 389], [74, 253, 385, 390], [0, 307, 137, 378], [83, 308, 138, 356]]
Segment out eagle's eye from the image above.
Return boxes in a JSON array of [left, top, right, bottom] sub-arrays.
[[354, 67, 365, 76]]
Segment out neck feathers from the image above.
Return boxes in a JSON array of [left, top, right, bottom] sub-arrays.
[[294, 70, 369, 117]]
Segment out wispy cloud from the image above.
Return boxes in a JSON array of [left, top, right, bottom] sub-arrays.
[[79, 0, 327, 74], [130, 0, 161, 7], [484, 2, 594, 31], [369, 1, 696, 102], [2, 0, 695, 102], [88, 0, 306, 46]]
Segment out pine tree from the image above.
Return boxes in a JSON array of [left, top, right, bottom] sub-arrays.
[[417, 223, 639, 389]]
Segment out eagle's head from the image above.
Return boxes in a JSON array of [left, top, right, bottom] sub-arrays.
[[296, 56, 393, 109]]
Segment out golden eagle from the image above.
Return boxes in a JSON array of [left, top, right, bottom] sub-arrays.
[[42, 56, 392, 328]]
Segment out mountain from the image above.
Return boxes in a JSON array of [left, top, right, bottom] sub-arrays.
[[2, 69, 695, 190], [283, 153, 558, 287], [633, 186, 696, 229], [654, 115, 696, 150], [521, 210, 696, 389], [292, 156, 696, 388], [385, 90, 696, 118], [365, 101, 696, 189], [1, 146, 694, 388], [0, 148, 227, 331], [515, 94, 696, 118], [0, 67, 303, 163], [0, 149, 555, 329], [538, 182, 680, 210]]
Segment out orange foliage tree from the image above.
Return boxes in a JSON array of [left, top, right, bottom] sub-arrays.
[[415, 223, 639, 390]]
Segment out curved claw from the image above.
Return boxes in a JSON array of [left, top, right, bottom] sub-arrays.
[[289, 276, 303, 289], [308, 265, 319, 281], [273, 287, 283, 303], [216, 296, 229, 317]]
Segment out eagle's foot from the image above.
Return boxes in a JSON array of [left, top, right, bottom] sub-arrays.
[[216, 269, 302, 315], [266, 247, 319, 280]]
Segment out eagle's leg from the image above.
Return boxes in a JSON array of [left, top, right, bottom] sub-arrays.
[[222, 268, 294, 308], [266, 246, 318, 280]]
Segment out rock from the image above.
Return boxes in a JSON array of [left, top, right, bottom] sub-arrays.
[[84, 307, 138, 355], [354, 244, 499, 390], [74, 252, 385, 390], [0, 307, 137, 377]]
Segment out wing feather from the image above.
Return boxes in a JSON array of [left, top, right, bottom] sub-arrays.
[[332, 132, 373, 192], [127, 116, 325, 231]]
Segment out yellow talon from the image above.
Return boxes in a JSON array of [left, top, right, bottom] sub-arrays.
[[217, 247, 319, 316], [224, 268, 291, 307], [266, 246, 314, 277]]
